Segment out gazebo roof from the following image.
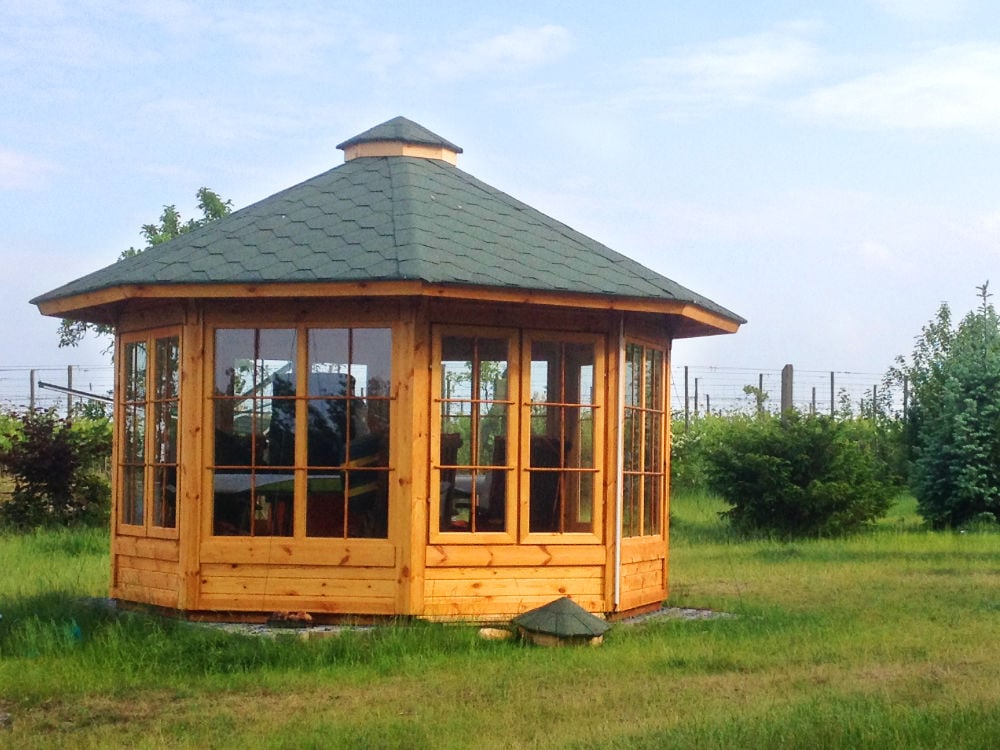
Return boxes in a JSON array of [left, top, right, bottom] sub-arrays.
[[32, 117, 744, 332]]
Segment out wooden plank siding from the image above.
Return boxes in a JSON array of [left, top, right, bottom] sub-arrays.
[[112, 536, 181, 609], [422, 544, 608, 619]]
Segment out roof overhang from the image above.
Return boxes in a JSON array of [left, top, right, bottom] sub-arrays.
[[35, 280, 743, 339]]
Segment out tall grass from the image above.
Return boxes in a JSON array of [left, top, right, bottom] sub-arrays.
[[2, 495, 1000, 749]]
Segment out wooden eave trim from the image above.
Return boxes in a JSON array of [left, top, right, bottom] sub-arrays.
[[343, 142, 459, 165], [35, 280, 742, 335]]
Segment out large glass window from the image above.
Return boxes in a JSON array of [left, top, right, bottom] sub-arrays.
[[120, 331, 179, 532], [526, 338, 597, 534], [437, 335, 511, 533], [211, 327, 391, 538], [432, 328, 601, 540], [623, 342, 666, 537]]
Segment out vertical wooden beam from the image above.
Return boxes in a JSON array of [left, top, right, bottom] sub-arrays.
[[177, 303, 205, 611], [397, 301, 429, 616]]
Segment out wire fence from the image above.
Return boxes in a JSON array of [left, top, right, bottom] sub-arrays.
[[0, 362, 894, 420], [0, 365, 115, 416], [671, 364, 898, 421]]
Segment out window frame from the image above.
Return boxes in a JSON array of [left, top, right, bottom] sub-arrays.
[[116, 326, 181, 540], [208, 323, 394, 540], [429, 326, 519, 544], [621, 338, 668, 539], [519, 330, 604, 545]]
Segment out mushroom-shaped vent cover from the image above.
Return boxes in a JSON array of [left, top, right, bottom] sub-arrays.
[[512, 597, 611, 638]]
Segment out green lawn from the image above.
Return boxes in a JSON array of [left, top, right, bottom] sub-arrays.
[[1, 494, 999, 749]]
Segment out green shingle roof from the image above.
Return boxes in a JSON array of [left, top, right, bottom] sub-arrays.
[[32, 117, 744, 327]]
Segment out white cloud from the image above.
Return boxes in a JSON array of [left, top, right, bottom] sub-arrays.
[[429, 25, 572, 80], [798, 43, 1000, 132], [0, 148, 59, 190], [630, 27, 820, 111]]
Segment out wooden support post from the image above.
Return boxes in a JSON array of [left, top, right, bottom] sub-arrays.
[[830, 371, 835, 418], [29, 369, 35, 410], [705, 394, 710, 415], [811, 386, 816, 415], [694, 378, 699, 419], [67, 365, 73, 416], [758, 372, 764, 415]]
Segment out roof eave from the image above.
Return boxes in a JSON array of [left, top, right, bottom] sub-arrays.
[[34, 280, 744, 337]]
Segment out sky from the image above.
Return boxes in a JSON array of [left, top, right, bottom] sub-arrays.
[[3, 0, 1000, 405]]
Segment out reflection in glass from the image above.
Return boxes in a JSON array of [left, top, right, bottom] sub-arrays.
[[438, 335, 509, 533]]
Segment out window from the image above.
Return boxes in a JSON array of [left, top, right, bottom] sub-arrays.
[[436, 334, 513, 534], [525, 337, 598, 535], [120, 331, 180, 532], [623, 342, 666, 537], [432, 327, 602, 540], [211, 327, 392, 539]]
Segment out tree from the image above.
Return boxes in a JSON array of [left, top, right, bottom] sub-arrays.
[[892, 283, 1000, 528], [58, 187, 233, 348]]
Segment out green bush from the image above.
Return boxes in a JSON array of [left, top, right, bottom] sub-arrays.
[[698, 412, 897, 537], [0, 410, 111, 531], [893, 285, 1000, 528]]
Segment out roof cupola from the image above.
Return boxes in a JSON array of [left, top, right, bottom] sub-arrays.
[[337, 116, 463, 165]]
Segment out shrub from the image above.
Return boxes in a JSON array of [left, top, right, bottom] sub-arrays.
[[0, 410, 111, 530], [699, 412, 897, 537], [892, 284, 1000, 528]]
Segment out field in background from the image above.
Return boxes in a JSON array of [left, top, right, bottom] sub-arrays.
[[1, 493, 999, 749]]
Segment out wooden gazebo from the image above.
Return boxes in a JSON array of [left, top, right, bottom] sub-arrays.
[[33, 117, 743, 621]]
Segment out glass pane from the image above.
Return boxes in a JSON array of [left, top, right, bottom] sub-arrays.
[[575, 407, 594, 468], [645, 348, 662, 410], [479, 409, 507, 466], [442, 413, 472, 465], [309, 329, 350, 383], [155, 336, 180, 400], [122, 465, 144, 525], [345, 468, 388, 538], [577, 472, 594, 526], [623, 473, 640, 537], [529, 469, 561, 533], [214, 329, 255, 395], [567, 342, 595, 405], [125, 342, 147, 401], [529, 340, 557, 402], [154, 402, 178, 464], [645, 413, 662, 473], [626, 343, 641, 407], [152, 465, 176, 528], [561, 471, 594, 531], [646, 474, 662, 536], [213, 478, 251, 535], [125, 405, 145, 462], [351, 328, 392, 388], [623, 410, 639, 472]]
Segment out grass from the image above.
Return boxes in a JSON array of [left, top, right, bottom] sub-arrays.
[[2, 496, 1000, 748]]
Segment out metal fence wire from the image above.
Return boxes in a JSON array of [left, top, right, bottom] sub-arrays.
[[0, 363, 894, 419]]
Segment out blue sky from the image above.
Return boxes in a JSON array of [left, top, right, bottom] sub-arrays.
[[3, 0, 1000, 388]]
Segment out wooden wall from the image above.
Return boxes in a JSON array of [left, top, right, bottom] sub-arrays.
[[421, 544, 607, 620], [111, 536, 181, 610]]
